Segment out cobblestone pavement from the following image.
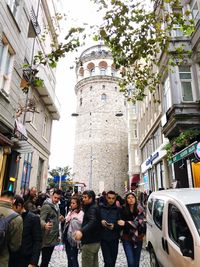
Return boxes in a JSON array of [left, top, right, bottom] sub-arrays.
[[47, 242, 150, 267]]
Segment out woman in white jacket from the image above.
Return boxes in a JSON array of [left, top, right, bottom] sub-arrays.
[[63, 196, 84, 267]]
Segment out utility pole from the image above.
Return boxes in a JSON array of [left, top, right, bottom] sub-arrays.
[[89, 146, 93, 190]]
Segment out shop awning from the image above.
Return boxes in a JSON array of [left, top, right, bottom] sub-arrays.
[[131, 174, 140, 184]]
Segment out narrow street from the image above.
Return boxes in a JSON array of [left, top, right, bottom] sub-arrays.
[[47, 242, 150, 267]]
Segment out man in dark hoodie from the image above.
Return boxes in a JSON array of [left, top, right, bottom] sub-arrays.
[[99, 190, 122, 267], [74, 190, 101, 267], [9, 195, 42, 267]]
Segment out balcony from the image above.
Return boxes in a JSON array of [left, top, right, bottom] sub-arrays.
[[162, 103, 200, 138], [35, 65, 60, 120]]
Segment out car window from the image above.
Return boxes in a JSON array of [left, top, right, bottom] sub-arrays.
[[148, 198, 153, 215], [187, 203, 200, 236], [168, 204, 193, 252], [153, 199, 164, 229]]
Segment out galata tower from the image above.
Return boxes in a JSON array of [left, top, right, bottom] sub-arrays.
[[73, 44, 128, 195]]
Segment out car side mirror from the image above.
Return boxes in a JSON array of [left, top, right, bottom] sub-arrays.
[[178, 236, 194, 259]]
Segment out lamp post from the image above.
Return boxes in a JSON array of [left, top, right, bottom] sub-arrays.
[[89, 146, 93, 190]]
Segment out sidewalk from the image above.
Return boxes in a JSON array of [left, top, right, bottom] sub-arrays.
[[46, 241, 150, 267]]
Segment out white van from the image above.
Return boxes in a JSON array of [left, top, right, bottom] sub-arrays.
[[146, 188, 200, 267]]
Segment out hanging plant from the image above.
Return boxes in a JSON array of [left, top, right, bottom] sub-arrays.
[[163, 129, 200, 160]]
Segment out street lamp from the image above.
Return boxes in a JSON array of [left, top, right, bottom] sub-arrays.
[[115, 111, 123, 117]]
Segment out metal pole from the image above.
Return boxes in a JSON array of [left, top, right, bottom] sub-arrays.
[[89, 146, 93, 189], [59, 174, 61, 189]]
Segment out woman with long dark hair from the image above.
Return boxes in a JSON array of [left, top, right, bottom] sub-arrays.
[[63, 196, 84, 267], [118, 192, 146, 267]]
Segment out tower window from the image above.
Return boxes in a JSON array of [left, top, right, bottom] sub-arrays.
[[102, 85, 105, 89], [100, 68, 106, 75], [90, 68, 95, 76], [101, 93, 107, 101], [80, 98, 82, 106]]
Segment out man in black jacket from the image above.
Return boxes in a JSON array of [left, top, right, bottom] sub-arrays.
[[99, 190, 122, 267], [9, 195, 42, 267], [74, 190, 101, 267]]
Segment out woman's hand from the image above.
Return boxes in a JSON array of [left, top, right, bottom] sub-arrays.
[[74, 230, 83, 240]]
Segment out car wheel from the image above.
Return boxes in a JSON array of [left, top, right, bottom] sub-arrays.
[[149, 248, 159, 267]]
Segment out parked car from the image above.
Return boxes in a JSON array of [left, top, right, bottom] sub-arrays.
[[146, 188, 200, 267]]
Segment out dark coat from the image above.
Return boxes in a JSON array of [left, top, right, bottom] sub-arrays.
[[99, 203, 121, 241], [0, 201, 23, 267], [9, 211, 42, 267], [81, 202, 101, 244]]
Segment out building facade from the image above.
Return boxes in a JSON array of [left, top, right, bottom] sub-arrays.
[[0, 0, 61, 194], [136, 0, 200, 191], [73, 45, 128, 195]]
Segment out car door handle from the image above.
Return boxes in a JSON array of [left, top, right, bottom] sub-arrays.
[[162, 237, 169, 254], [165, 239, 169, 254]]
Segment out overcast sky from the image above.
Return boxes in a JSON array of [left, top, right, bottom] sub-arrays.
[[49, 0, 103, 170]]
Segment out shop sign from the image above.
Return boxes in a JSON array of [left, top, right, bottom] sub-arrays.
[[146, 152, 159, 166], [169, 142, 197, 165]]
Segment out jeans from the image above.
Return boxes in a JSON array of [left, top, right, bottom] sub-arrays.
[[122, 240, 143, 267], [65, 239, 79, 267], [82, 243, 100, 267], [101, 239, 119, 267], [40, 246, 55, 267]]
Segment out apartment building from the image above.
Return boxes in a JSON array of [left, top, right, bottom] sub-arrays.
[[0, 0, 61, 194], [137, 0, 200, 191]]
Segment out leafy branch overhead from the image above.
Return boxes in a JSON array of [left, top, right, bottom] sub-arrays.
[[21, 26, 85, 93], [92, 0, 194, 102]]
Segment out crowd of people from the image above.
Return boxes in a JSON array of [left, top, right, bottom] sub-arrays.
[[0, 187, 149, 267]]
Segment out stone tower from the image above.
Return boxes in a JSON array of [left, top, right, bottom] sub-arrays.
[[73, 44, 128, 195]]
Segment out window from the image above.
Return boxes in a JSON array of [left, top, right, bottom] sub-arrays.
[[163, 76, 172, 113], [100, 68, 106, 75], [7, 0, 21, 19], [148, 198, 154, 215], [90, 68, 95, 76], [187, 203, 200, 236], [179, 66, 193, 101], [190, 0, 200, 25], [101, 93, 107, 101], [168, 204, 193, 254], [80, 98, 82, 106], [21, 152, 33, 191], [154, 126, 162, 150], [133, 123, 137, 138], [172, 24, 183, 37], [111, 68, 117, 77], [42, 115, 47, 138], [153, 199, 164, 229], [0, 36, 15, 94]]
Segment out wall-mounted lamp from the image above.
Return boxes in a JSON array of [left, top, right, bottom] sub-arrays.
[[71, 113, 79, 117], [115, 111, 123, 117]]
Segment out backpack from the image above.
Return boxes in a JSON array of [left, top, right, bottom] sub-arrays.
[[0, 212, 19, 250]]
